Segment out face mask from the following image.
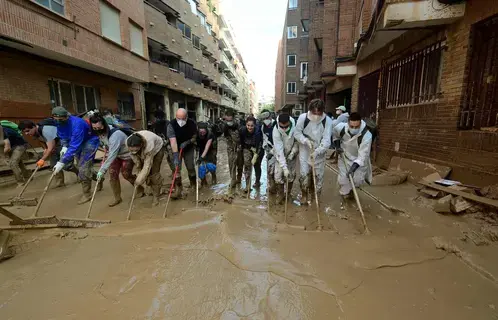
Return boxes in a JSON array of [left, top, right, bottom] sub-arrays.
[[130, 150, 139, 155], [336, 110, 342, 115], [226, 121, 234, 127], [263, 119, 272, 126], [94, 129, 106, 135], [349, 128, 360, 135], [56, 119, 68, 125], [177, 119, 186, 127]]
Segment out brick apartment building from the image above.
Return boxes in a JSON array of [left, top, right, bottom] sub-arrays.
[[0, 0, 252, 132], [274, 0, 356, 116], [275, 0, 498, 184]]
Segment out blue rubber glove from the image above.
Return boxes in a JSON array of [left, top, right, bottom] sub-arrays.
[[96, 171, 105, 181], [173, 152, 181, 167]]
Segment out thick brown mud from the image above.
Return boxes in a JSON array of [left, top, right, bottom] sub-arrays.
[[0, 140, 497, 319]]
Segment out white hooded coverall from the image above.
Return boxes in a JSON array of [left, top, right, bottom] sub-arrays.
[[272, 116, 299, 184], [333, 120, 373, 195], [294, 112, 333, 193]]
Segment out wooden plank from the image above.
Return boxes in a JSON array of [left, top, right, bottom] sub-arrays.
[[0, 206, 26, 223], [419, 181, 498, 208]]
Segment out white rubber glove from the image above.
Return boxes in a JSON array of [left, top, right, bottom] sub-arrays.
[[287, 151, 296, 161], [60, 146, 68, 157], [305, 139, 314, 150], [53, 161, 65, 174], [283, 168, 290, 178]]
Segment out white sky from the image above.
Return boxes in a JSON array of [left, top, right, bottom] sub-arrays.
[[220, 0, 288, 101]]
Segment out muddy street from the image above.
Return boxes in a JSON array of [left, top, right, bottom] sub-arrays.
[[0, 139, 497, 319]]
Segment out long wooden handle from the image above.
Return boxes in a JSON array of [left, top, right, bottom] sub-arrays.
[[284, 178, 289, 224], [126, 186, 138, 221], [341, 153, 370, 234], [86, 177, 101, 220], [32, 172, 56, 218], [17, 166, 40, 198], [310, 157, 322, 230]]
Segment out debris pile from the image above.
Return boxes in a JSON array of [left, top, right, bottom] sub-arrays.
[[417, 174, 498, 217]]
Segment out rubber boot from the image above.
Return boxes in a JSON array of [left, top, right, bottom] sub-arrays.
[[108, 180, 122, 207], [151, 184, 161, 207], [53, 171, 65, 188], [211, 172, 217, 185], [300, 188, 308, 205], [77, 181, 92, 205], [275, 184, 285, 205], [241, 173, 251, 193], [189, 176, 197, 189], [236, 171, 242, 185], [201, 178, 208, 187], [171, 178, 183, 200]]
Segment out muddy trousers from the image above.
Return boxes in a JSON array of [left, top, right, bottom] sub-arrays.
[[6, 145, 30, 183], [64, 139, 99, 202], [108, 158, 141, 206], [243, 149, 262, 189], [49, 141, 78, 186], [164, 143, 175, 172], [228, 149, 243, 186], [147, 150, 164, 204], [298, 153, 326, 203], [266, 155, 276, 194]]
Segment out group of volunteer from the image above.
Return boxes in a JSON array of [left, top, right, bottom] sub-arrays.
[[219, 98, 372, 205], [1, 98, 372, 210]]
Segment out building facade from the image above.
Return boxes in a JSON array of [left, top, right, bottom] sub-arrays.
[[275, 0, 498, 184], [0, 0, 252, 131]]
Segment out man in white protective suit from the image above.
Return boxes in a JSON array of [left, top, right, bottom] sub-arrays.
[[272, 113, 299, 204], [294, 99, 333, 205], [333, 112, 373, 200]]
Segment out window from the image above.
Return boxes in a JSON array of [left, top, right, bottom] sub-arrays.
[[289, 0, 298, 9], [178, 21, 192, 39], [198, 11, 206, 26], [287, 26, 297, 39], [188, 0, 197, 15], [117, 92, 135, 120], [192, 35, 200, 49], [287, 82, 296, 94], [460, 15, 498, 130], [301, 19, 309, 37], [48, 79, 100, 113], [379, 41, 444, 109], [100, 1, 121, 44], [300, 62, 308, 79], [206, 23, 212, 35], [35, 0, 64, 15], [129, 23, 144, 56], [287, 54, 296, 67]]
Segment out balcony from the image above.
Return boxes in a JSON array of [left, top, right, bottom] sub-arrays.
[[149, 62, 221, 105], [358, 0, 465, 61], [382, 0, 465, 30], [146, 0, 181, 17], [145, 4, 184, 58], [221, 95, 236, 110], [221, 74, 238, 97], [219, 52, 236, 79]]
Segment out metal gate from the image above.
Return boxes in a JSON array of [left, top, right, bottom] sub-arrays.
[[358, 70, 380, 120], [460, 14, 498, 130]]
